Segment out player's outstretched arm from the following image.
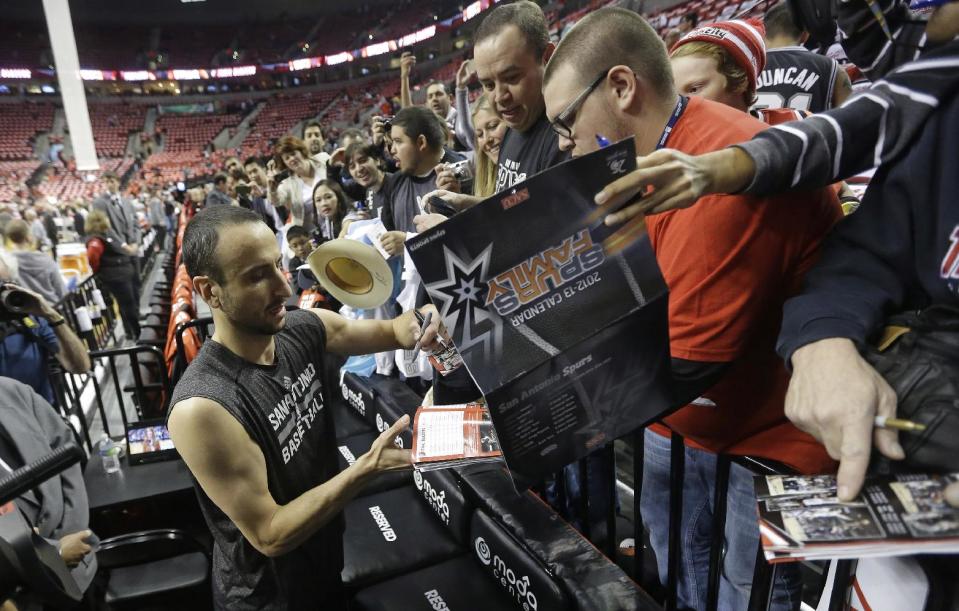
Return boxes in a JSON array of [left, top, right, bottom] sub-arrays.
[[169, 398, 411, 558]]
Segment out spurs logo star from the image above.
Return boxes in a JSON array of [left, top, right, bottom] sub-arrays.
[[454, 277, 482, 303], [424, 245, 503, 367]]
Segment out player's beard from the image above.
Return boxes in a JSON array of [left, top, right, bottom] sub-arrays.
[[219, 289, 286, 336]]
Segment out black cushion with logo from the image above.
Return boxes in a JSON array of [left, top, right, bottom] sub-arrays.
[[332, 397, 374, 440], [342, 486, 462, 588], [340, 372, 378, 424], [412, 468, 472, 546], [368, 374, 423, 449], [469, 509, 570, 611], [352, 555, 519, 611], [336, 432, 411, 496], [459, 466, 659, 611], [340, 373, 421, 448]]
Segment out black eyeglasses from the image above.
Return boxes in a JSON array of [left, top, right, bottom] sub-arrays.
[[549, 70, 608, 140]]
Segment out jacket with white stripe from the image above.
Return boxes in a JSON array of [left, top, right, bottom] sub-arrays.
[[777, 79, 959, 361], [736, 37, 959, 196]]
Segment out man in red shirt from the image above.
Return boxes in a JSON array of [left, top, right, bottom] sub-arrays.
[[543, 7, 840, 610]]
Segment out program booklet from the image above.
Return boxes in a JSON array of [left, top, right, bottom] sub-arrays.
[[755, 472, 959, 562], [411, 403, 504, 471]]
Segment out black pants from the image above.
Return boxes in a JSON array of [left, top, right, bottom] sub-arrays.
[[99, 272, 140, 340], [154, 225, 167, 251]]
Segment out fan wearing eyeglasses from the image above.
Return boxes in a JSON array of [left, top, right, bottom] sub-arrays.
[[544, 8, 842, 611]]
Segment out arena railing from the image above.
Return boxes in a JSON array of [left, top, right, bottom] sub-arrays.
[[561, 427, 857, 611]]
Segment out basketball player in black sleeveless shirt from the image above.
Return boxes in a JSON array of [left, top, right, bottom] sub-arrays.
[[167, 206, 441, 610]]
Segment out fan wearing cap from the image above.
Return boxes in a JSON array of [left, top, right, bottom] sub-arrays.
[[669, 20, 860, 210], [670, 19, 806, 125]]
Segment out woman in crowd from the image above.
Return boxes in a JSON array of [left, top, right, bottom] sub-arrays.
[[312, 179, 363, 241], [470, 93, 507, 198], [84, 210, 140, 340]]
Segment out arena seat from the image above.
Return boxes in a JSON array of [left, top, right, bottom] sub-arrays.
[[336, 432, 411, 496], [412, 467, 472, 547], [339, 372, 423, 448], [457, 466, 658, 610], [351, 555, 519, 611], [469, 509, 572, 611], [341, 486, 462, 588]]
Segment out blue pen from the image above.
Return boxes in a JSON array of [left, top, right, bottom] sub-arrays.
[[595, 134, 611, 148]]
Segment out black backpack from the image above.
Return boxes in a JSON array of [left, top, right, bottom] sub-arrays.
[[863, 305, 959, 473]]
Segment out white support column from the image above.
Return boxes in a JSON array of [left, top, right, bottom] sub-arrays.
[[42, 0, 99, 171]]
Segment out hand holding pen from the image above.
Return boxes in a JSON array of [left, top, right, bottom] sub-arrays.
[[409, 306, 443, 354]]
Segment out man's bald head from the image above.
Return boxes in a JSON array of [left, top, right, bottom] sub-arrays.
[[544, 7, 674, 101]]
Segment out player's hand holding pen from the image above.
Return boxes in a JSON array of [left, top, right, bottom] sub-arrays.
[[400, 305, 444, 353]]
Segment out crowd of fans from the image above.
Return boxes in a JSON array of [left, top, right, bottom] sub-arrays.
[[3, 0, 959, 607]]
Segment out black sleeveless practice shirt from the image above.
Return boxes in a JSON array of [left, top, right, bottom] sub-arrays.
[[169, 309, 343, 610]]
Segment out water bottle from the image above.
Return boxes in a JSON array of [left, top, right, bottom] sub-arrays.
[[100, 437, 121, 474]]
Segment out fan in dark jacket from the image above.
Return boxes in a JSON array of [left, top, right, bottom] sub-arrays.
[[84, 210, 140, 340]]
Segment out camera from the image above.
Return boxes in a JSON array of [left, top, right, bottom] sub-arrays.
[[447, 159, 473, 182], [0, 285, 35, 321], [235, 182, 252, 197], [381, 116, 394, 132]]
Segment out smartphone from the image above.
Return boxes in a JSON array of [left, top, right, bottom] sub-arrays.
[[428, 195, 458, 218]]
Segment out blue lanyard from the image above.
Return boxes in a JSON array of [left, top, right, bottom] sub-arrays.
[[656, 96, 688, 150]]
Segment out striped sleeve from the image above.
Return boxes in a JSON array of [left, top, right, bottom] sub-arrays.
[[836, 0, 926, 81], [735, 48, 959, 196]]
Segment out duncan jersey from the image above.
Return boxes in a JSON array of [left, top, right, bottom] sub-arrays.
[[755, 46, 839, 113]]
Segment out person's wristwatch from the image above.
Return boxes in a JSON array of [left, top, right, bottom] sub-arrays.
[[46, 314, 66, 327]]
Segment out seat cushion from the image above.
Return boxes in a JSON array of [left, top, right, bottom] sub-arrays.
[[333, 399, 374, 440], [340, 373, 421, 448], [342, 486, 461, 588], [352, 555, 519, 611], [104, 551, 208, 604], [337, 432, 411, 496], [469, 509, 570, 611], [413, 468, 472, 546]]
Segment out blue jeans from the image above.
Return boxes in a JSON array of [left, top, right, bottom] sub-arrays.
[[640, 429, 801, 611], [542, 449, 616, 533]]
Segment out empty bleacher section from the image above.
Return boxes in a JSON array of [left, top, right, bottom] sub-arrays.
[[0, 160, 39, 201], [155, 108, 243, 153], [0, 102, 54, 159], [36, 158, 136, 201], [88, 103, 147, 158], [238, 89, 339, 159]]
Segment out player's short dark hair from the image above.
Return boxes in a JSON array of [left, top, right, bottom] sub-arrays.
[[474, 0, 550, 58], [764, 1, 803, 40], [183, 205, 262, 283], [213, 172, 229, 186], [303, 119, 323, 135], [286, 224, 310, 242], [243, 156, 263, 168], [545, 7, 674, 99], [391, 106, 446, 152]]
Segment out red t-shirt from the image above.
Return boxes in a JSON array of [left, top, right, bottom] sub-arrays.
[[647, 96, 842, 474]]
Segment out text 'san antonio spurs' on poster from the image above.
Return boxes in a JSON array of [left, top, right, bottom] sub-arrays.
[[407, 140, 675, 482]]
